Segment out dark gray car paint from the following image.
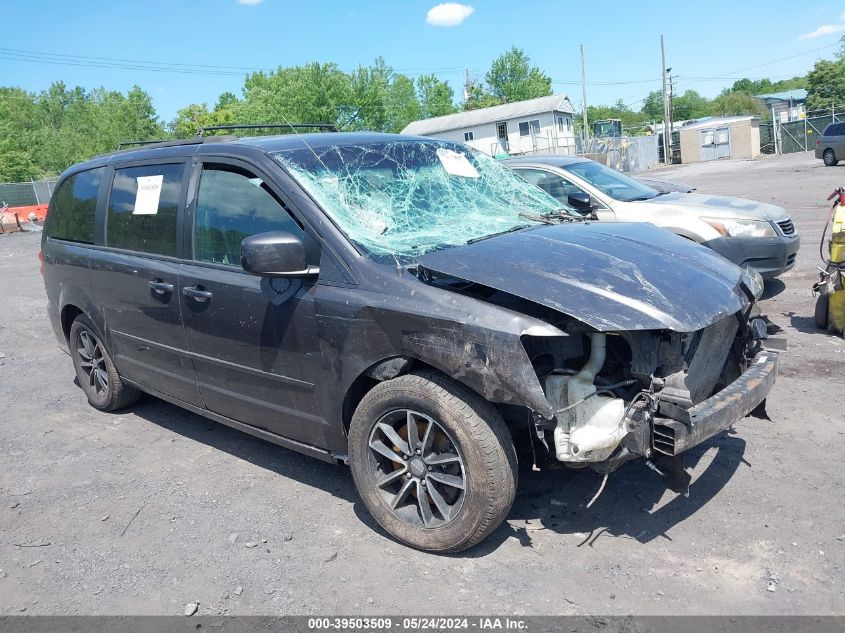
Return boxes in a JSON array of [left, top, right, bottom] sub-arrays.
[[417, 222, 749, 333], [43, 132, 756, 460]]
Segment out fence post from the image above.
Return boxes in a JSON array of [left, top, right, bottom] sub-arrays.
[[772, 106, 779, 154], [804, 116, 808, 151]]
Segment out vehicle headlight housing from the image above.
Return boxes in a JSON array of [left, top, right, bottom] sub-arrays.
[[702, 217, 776, 238], [741, 267, 765, 300]]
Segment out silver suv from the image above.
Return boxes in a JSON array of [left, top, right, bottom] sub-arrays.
[[816, 121, 845, 166]]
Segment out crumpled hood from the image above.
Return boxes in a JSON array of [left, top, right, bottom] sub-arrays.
[[417, 222, 749, 332], [643, 192, 788, 222]]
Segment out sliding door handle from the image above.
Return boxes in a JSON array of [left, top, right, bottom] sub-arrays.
[[182, 286, 213, 302], [148, 279, 174, 294]]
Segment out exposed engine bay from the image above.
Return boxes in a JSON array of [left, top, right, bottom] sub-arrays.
[[415, 248, 782, 480], [531, 313, 779, 473]]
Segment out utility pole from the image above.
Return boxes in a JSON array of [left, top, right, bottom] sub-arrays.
[[661, 35, 671, 164], [667, 71, 674, 126], [580, 44, 589, 146]]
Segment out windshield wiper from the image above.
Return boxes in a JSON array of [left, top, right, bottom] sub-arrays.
[[467, 224, 532, 244], [518, 209, 582, 224]]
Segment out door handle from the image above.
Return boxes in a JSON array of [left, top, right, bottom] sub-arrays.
[[182, 286, 213, 302], [148, 279, 174, 294]]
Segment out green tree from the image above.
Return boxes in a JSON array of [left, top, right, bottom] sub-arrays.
[[641, 90, 664, 120], [710, 90, 767, 117], [215, 91, 239, 110], [416, 74, 455, 118], [673, 90, 711, 120], [347, 57, 393, 130], [385, 74, 421, 133], [0, 82, 163, 178], [239, 62, 354, 128], [463, 81, 501, 111], [806, 58, 845, 110], [484, 47, 552, 103], [0, 144, 37, 181]]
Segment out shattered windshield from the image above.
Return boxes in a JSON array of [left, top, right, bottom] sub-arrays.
[[563, 160, 659, 202], [272, 139, 577, 257]]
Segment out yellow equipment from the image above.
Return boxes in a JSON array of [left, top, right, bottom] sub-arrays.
[[814, 189, 845, 333]]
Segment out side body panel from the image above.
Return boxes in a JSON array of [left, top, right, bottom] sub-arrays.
[[88, 159, 203, 407], [89, 248, 203, 406], [178, 264, 326, 445]]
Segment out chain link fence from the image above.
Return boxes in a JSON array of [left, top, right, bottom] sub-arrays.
[[0, 178, 58, 207], [759, 106, 843, 155], [582, 135, 660, 173]]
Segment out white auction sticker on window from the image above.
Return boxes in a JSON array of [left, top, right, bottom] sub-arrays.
[[133, 175, 163, 215], [436, 148, 479, 178]]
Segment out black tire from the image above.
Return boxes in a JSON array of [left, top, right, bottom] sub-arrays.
[[824, 149, 838, 166], [815, 294, 830, 330], [348, 371, 517, 553], [69, 315, 141, 412]]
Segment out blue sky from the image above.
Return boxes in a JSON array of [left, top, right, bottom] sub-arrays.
[[2, 0, 844, 123]]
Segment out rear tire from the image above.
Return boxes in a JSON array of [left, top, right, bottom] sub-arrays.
[[824, 149, 838, 166], [815, 294, 830, 330], [348, 371, 517, 553], [69, 315, 141, 412]]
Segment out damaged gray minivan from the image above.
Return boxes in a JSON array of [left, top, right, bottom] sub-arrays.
[[43, 132, 779, 553]]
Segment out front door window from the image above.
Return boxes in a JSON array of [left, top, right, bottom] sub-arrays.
[[194, 166, 303, 265]]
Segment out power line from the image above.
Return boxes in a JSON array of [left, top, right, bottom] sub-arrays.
[[1, 46, 663, 87], [0, 47, 470, 77]]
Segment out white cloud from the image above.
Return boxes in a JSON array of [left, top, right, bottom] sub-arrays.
[[799, 23, 845, 40], [237, 0, 263, 5], [426, 3, 474, 27]]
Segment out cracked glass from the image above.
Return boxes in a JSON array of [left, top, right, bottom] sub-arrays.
[[272, 139, 577, 257]]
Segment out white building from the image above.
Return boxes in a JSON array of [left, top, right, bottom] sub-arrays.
[[401, 94, 576, 157]]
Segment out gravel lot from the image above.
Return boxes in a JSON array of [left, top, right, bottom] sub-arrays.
[[1, 151, 844, 616]]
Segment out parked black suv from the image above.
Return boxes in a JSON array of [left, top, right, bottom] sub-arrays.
[[43, 132, 779, 552]]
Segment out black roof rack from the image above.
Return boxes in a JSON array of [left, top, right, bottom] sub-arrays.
[[113, 136, 237, 152], [197, 123, 338, 137], [115, 139, 170, 150]]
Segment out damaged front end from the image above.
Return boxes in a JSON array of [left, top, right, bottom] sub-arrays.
[[416, 222, 783, 479], [536, 316, 779, 475]]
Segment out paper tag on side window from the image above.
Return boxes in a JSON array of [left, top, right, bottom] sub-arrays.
[[133, 175, 163, 215], [436, 148, 479, 178]]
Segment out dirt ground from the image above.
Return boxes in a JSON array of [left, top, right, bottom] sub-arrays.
[[1, 151, 844, 616]]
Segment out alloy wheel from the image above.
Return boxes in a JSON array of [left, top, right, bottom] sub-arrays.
[[367, 409, 466, 529], [76, 330, 108, 396]]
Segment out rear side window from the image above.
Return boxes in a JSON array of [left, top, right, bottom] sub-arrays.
[[106, 163, 185, 256], [826, 123, 844, 136], [194, 165, 303, 266], [47, 168, 103, 243]]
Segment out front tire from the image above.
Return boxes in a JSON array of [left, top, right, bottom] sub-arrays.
[[824, 148, 838, 166], [348, 371, 517, 553], [69, 315, 141, 412]]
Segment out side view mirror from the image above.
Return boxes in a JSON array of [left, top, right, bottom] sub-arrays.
[[567, 192, 594, 213], [241, 231, 319, 278]]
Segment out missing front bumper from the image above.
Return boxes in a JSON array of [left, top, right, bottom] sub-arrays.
[[652, 351, 778, 456]]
